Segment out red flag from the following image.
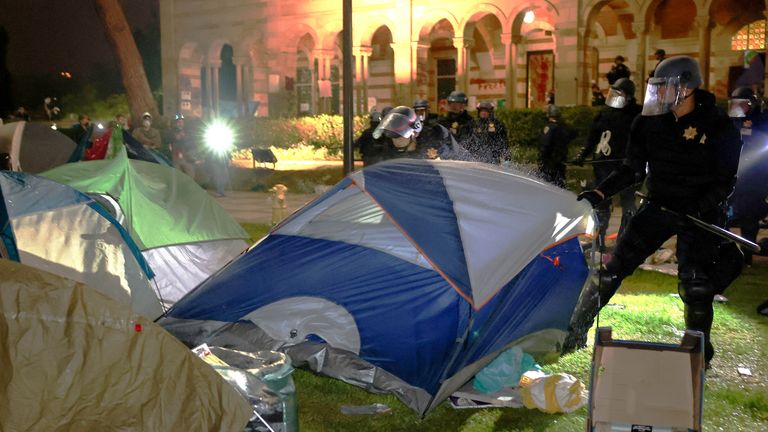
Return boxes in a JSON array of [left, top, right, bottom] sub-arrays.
[[84, 129, 112, 160]]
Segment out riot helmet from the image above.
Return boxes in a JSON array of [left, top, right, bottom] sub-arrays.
[[728, 87, 757, 118], [606, 78, 636, 109], [641, 56, 702, 116], [546, 104, 561, 119], [413, 99, 429, 121], [447, 91, 468, 104], [372, 105, 423, 147], [477, 101, 494, 119]]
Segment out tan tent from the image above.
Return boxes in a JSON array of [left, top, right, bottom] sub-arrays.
[[0, 259, 252, 431]]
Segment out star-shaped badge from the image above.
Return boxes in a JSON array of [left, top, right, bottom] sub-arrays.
[[683, 126, 698, 140]]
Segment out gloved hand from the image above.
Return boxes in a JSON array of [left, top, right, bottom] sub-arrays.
[[570, 155, 586, 166], [577, 190, 604, 208]]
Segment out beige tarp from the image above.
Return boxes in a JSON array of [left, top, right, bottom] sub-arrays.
[[0, 260, 252, 431]]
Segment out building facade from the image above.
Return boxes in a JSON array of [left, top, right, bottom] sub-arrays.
[[160, 0, 767, 118]]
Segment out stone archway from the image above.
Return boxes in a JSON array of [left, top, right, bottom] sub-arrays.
[[463, 12, 505, 108], [416, 18, 458, 112], [368, 26, 395, 110], [296, 33, 316, 116], [580, 0, 639, 105], [178, 42, 204, 118]]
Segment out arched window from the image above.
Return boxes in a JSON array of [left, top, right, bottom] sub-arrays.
[[731, 20, 765, 51]]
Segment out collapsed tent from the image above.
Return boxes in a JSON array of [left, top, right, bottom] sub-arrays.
[[162, 159, 595, 415], [0, 259, 251, 431], [0, 121, 76, 172], [0, 171, 162, 318], [42, 150, 249, 309]]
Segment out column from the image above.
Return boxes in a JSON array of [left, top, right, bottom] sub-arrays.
[[391, 41, 412, 105], [211, 62, 221, 116], [501, 33, 520, 109], [633, 22, 648, 101], [234, 57, 245, 117], [360, 47, 372, 112], [314, 50, 334, 113], [697, 15, 712, 89], [412, 43, 430, 103], [204, 62, 213, 117], [352, 47, 363, 114], [453, 36, 473, 92]]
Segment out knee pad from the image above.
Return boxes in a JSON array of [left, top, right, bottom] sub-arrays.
[[678, 270, 715, 305]]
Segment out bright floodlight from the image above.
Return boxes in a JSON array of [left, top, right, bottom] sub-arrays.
[[97, 123, 104, 129], [523, 10, 535, 24], [204, 120, 235, 155]]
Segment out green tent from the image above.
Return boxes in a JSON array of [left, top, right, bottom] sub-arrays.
[[43, 150, 249, 309]]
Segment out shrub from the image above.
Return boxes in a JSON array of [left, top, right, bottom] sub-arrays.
[[245, 115, 368, 158]]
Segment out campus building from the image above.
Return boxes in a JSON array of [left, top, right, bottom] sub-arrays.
[[159, 0, 767, 118]]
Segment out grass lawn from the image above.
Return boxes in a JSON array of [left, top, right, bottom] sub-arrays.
[[239, 223, 768, 431]]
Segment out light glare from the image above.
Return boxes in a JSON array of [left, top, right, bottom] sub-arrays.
[[523, 10, 535, 24], [204, 120, 235, 155]]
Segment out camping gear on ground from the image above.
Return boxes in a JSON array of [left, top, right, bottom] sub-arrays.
[[519, 370, 587, 413], [0, 260, 251, 431], [41, 149, 249, 309], [449, 382, 525, 409], [193, 344, 298, 432], [587, 327, 706, 432], [0, 121, 76, 172], [473, 346, 541, 394], [0, 171, 162, 318], [161, 159, 595, 415]]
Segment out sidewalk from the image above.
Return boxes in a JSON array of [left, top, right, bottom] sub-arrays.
[[209, 190, 321, 224]]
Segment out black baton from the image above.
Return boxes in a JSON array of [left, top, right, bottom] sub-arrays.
[[635, 192, 761, 253]]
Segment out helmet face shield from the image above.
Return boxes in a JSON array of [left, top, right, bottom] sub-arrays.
[[415, 108, 427, 121], [727, 99, 751, 118], [641, 76, 688, 116], [605, 88, 628, 109], [372, 112, 422, 140]]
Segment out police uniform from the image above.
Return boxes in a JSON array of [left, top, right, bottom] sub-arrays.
[[355, 125, 385, 167], [539, 117, 576, 187], [465, 117, 509, 164], [577, 100, 642, 248], [585, 89, 742, 362], [438, 110, 473, 143]]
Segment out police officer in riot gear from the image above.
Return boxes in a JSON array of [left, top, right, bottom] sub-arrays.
[[726, 87, 768, 265], [374, 106, 467, 160], [413, 99, 439, 124], [539, 104, 576, 187], [465, 101, 509, 164], [438, 91, 473, 143], [567, 56, 742, 367], [572, 78, 642, 250], [356, 111, 384, 167]]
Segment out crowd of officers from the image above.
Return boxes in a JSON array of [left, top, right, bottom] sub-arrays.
[[357, 55, 768, 367], [355, 91, 509, 167]]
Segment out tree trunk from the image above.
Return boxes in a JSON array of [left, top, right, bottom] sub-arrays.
[[93, 0, 159, 123]]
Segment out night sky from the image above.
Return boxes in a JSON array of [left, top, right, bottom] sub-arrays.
[[0, 0, 158, 107]]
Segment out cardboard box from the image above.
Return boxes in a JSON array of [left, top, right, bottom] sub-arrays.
[[587, 327, 705, 432]]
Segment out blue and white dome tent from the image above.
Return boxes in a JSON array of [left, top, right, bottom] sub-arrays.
[[162, 159, 596, 415], [0, 171, 162, 318]]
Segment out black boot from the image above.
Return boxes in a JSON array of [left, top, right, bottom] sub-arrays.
[[562, 271, 621, 354]]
